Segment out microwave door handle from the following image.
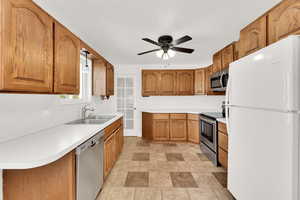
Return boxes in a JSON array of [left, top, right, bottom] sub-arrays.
[[220, 72, 224, 88]]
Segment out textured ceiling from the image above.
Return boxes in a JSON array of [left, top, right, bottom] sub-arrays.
[[34, 0, 281, 66]]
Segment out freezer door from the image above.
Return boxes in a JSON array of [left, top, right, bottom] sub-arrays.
[[228, 36, 300, 111], [227, 107, 299, 200]]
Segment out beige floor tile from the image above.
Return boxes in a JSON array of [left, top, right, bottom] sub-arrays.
[[125, 172, 149, 187], [187, 188, 218, 200], [134, 188, 162, 200], [104, 171, 128, 187], [213, 188, 235, 200], [162, 188, 190, 200], [150, 153, 167, 161], [149, 171, 173, 188], [97, 187, 135, 200]]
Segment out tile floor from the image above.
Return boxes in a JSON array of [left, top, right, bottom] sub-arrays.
[[97, 137, 234, 200]]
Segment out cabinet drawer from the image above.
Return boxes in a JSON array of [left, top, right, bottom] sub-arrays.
[[218, 147, 228, 169], [218, 122, 227, 134], [104, 119, 122, 140], [218, 132, 228, 152], [170, 113, 187, 119], [187, 114, 199, 120], [153, 114, 170, 120]]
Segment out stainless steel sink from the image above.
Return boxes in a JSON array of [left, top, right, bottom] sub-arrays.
[[66, 119, 111, 125], [65, 115, 116, 125], [87, 115, 116, 120]]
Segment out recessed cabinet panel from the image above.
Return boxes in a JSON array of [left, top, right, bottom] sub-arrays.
[[170, 119, 187, 141], [0, 0, 53, 92], [239, 16, 267, 58], [54, 22, 80, 94], [268, 0, 300, 44], [212, 51, 222, 73], [176, 70, 194, 95], [159, 71, 176, 95], [221, 44, 234, 69], [194, 69, 205, 95], [106, 63, 114, 96], [153, 119, 170, 141], [142, 71, 159, 96]]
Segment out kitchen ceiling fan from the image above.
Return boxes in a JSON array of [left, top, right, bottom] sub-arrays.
[[138, 35, 194, 60]]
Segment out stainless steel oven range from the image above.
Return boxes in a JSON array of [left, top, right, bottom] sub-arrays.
[[199, 112, 224, 166]]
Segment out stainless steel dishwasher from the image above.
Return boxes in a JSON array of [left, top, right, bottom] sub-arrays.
[[76, 131, 104, 200]]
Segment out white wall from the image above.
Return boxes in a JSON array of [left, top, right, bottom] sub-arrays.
[[115, 64, 225, 137]]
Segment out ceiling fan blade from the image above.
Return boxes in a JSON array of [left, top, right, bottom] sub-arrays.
[[173, 35, 192, 45], [171, 47, 194, 54], [142, 38, 161, 46], [137, 49, 161, 55]]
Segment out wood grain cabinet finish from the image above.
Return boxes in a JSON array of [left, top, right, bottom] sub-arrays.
[[239, 16, 267, 58], [176, 70, 194, 95], [0, 0, 54, 93], [205, 65, 213, 95], [218, 122, 228, 169], [54, 22, 80, 94], [221, 44, 234, 69], [3, 151, 76, 200], [187, 114, 200, 144], [268, 0, 300, 44], [93, 59, 115, 97], [159, 71, 176, 95], [212, 51, 222, 73], [104, 132, 115, 178], [142, 71, 159, 96], [218, 147, 228, 169], [170, 119, 187, 141], [153, 119, 170, 141], [194, 69, 206, 95], [106, 63, 114, 96]]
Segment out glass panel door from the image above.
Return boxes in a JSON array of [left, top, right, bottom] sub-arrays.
[[117, 76, 135, 135]]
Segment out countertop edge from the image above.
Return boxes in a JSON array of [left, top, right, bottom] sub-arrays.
[[0, 114, 123, 169]]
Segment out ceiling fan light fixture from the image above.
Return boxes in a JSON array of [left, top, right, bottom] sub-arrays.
[[162, 53, 169, 60], [156, 50, 164, 58], [168, 49, 176, 58]]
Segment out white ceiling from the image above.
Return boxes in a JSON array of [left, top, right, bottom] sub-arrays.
[[34, 0, 281, 66]]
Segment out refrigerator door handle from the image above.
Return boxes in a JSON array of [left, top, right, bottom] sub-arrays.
[[225, 76, 232, 135]]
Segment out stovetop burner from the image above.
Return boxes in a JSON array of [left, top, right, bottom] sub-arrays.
[[201, 112, 225, 119]]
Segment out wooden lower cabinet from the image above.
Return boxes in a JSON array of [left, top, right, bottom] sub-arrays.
[[104, 118, 124, 178], [170, 119, 187, 141], [153, 119, 170, 141], [3, 151, 76, 200], [218, 122, 228, 169], [187, 114, 200, 144]]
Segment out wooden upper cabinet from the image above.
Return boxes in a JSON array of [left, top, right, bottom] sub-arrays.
[[176, 70, 194, 95], [142, 70, 159, 96], [268, 0, 300, 44], [106, 63, 114, 96], [92, 58, 106, 96], [54, 22, 80, 94], [159, 71, 176, 95], [0, 0, 53, 93], [194, 69, 206, 95], [212, 51, 222, 73], [239, 16, 267, 58], [221, 44, 234, 69], [205, 65, 213, 95]]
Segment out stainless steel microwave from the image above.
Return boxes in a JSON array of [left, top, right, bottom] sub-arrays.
[[210, 68, 229, 92]]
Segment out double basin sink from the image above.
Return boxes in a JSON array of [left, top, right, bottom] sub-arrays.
[[66, 115, 116, 125]]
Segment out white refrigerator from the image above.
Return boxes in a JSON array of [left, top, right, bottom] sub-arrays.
[[226, 36, 300, 200]]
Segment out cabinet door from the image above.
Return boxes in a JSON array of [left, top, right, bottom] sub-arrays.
[[104, 133, 115, 178], [92, 58, 106, 96], [0, 0, 53, 93], [239, 16, 267, 58], [268, 0, 300, 44], [170, 119, 187, 141], [176, 71, 194, 95], [4, 151, 75, 200], [106, 63, 114, 96], [221, 44, 234, 69], [142, 71, 159, 96], [153, 119, 170, 141], [114, 127, 124, 159], [212, 51, 222, 73], [218, 147, 228, 169], [205, 65, 213, 95], [159, 71, 176, 95], [187, 119, 200, 144], [194, 69, 205, 95], [54, 22, 80, 94]]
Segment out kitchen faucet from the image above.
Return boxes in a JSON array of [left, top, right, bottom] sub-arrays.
[[81, 104, 95, 119]]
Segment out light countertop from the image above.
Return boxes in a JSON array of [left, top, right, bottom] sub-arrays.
[[217, 118, 226, 123], [0, 114, 123, 169], [139, 108, 218, 114]]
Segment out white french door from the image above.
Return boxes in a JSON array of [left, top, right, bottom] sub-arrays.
[[116, 76, 136, 136]]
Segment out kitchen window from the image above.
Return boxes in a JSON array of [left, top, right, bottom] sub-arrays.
[[59, 55, 92, 104]]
